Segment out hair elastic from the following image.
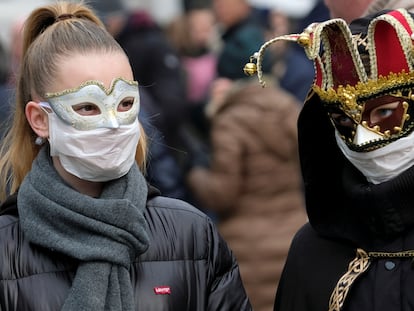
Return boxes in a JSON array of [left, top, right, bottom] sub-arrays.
[[55, 14, 75, 22]]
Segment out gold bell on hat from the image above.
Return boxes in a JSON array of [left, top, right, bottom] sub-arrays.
[[297, 32, 311, 47], [243, 62, 257, 76]]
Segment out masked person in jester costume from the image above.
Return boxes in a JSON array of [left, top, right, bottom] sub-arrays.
[[245, 8, 414, 311], [0, 2, 252, 310]]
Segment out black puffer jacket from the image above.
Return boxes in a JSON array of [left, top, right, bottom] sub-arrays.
[[0, 186, 252, 311]]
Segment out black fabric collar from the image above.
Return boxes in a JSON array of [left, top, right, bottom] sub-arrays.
[[343, 162, 414, 240]]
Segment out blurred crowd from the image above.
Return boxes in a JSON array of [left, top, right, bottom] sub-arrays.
[[0, 0, 329, 310]]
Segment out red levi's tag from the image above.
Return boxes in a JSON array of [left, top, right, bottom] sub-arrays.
[[154, 286, 171, 295]]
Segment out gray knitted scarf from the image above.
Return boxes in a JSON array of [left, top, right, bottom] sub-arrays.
[[17, 147, 150, 311]]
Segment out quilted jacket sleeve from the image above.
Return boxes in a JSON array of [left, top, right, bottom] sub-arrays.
[[206, 218, 252, 310]]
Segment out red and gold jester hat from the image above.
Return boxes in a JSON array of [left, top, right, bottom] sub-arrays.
[[245, 9, 414, 152]]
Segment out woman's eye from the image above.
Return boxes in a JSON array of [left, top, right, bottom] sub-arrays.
[[72, 103, 101, 116], [369, 101, 398, 125], [331, 113, 354, 128], [117, 97, 135, 112]]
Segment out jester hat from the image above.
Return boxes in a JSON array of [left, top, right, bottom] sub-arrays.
[[245, 9, 414, 152]]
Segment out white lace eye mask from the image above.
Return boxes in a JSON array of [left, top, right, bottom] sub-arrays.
[[42, 78, 140, 130]]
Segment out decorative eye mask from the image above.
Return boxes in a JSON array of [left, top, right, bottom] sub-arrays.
[[324, 90, 413, 152], [42, 78, 140, 130]]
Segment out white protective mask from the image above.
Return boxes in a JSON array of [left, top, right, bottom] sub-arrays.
[[47, 112, 140, 182], [335, 130, 414, 184]]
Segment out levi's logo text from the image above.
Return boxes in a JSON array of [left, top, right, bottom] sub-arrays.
[[154, 286, 171, 295]]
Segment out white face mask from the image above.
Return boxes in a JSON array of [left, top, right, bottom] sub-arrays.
[[47, 112, 140, 182], [335, 130, 414, 184]]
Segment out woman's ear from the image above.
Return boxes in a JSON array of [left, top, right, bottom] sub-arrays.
[[25, 101, 49, 138]]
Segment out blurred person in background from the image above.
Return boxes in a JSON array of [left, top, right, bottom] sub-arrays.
[[212, 0, 272, 81], [0, 38, 12, 139], [365, 0, 414, 14], [324, 0, 374, 22], [0, 15, 29, 141], [324, 0, 414, 23], [278, 0, 330, 102], [261, 7, 297, 96], [187, 78, 307, 311], [8, 16, 25, 86], [138, 88, 191, 201], [166, 0, 218, 146]]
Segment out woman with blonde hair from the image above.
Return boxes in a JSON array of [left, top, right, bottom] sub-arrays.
[[0, 2, 252, 310]]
